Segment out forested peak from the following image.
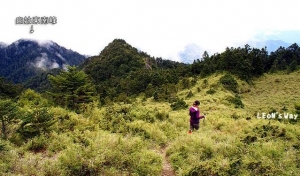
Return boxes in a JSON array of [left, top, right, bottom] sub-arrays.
[[110, 38, 127, 45], [97, 38, 146, 59], [81, 39, 150, 82]]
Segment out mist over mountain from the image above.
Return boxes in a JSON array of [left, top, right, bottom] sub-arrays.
[[0, 39, 86, 83], [0, 42, 7, 48]]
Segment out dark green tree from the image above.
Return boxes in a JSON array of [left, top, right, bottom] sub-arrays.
[[170, 98, 188, 110], [181, 78, 191, 89], [0, 77, 23, 99], [0, 99, 19, 139], [16, 89, 55, 139], [289, 60, 298, 72], [48, 66, 96, 111], [219, 74, 238, 93], [202, 51, 209, 61], [18, 107, 55, 138], [145, 84, 155, 98], [153, 91, 159, 101]]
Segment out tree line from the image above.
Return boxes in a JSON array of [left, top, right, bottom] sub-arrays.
[[191, 43, 300, 82]]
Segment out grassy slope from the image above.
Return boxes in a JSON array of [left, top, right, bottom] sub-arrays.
[[1, 71, 300, 175], [243, 70, 300, 115], [164, 70, 300, 175]]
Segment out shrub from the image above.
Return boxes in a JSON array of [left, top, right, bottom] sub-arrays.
[[26, 135, 48, 152], [231, 112, 241, 120], [202, 79, 208, 88], [127, 121, 168, 144], [115, 93, 132, 104], [153, 91, 159, 101], [219, 74, 238, 93], [281, 106, 288, 111], [155, 111, 169, 121], [0, 141, 5, 151], [0, 99, 19, 139], [170, 98, 188, 110], [18, 107, 56, 139], [197, 87, 201, 92], [241, 135, 257, 144], [191, 77, 197, 86], [181, 78, 191, 89], [252, 124, 287, 140], [206, 88, 216, 95], [226, 95, 244, 108], [187, 165, 216, 176], [140, 112, 155, 123], [227, 159, 242, 176], [247, 161, 271, 175], [186, 90, 194, 98], [295, 102, 300, 114]]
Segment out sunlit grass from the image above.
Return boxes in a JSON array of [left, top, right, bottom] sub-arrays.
[[1, 71, 300, 175]]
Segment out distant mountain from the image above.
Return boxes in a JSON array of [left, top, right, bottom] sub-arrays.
[[0, 39, 86, 83], [247, 40, 291, 53]]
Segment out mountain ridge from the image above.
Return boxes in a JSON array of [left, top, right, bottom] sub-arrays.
[[0, 39, 86, 83]]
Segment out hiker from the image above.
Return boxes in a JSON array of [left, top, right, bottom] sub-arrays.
[[188, 100, 205, 133]]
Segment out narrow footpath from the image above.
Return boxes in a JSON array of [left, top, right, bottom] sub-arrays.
[[161, 147, 175, 176]]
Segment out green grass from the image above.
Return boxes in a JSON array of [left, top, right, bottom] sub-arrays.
[[1, 71, 300, 175], [243, 70, 300, 114]]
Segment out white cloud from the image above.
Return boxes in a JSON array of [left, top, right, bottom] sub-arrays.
[[34, 52, 59, 70], [35, 53, 49, 69], [51, 62, 60, 69], [62, 64, 68, 70], [55, 52, 66, 61], [37, 40, 54, 50], [1, 0, 300, 60]]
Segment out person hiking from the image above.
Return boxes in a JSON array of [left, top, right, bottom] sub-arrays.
[[188, 100, 205, 133]]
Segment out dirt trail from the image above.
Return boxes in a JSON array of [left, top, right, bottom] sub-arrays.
[[161, 147, 175, 176]]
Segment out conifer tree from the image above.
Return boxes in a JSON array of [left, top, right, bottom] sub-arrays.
[[18, 107, 55, 138], [0, 99, 19, 139], [17, 89, 55, 139], [48, 66, 96, 111]]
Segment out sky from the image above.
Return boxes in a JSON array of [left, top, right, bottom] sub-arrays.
[[1, 0, 300, 62]]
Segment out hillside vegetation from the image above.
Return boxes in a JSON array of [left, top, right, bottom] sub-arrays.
[[81, 39, 189, 103], [1, 70, 300, 175], [1, 39, 300, 175]]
